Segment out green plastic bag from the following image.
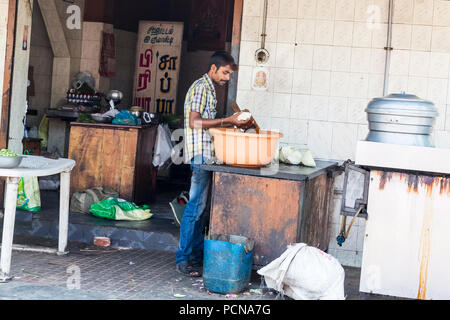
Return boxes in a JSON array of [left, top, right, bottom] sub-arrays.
[[17, 177, 41, 212], [89, 197, 152, 221]]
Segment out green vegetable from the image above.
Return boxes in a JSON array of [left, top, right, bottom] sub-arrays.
[[0, 149, 19, 157]]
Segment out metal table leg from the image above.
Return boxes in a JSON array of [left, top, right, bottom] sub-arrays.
[[0, 177, 20, 282], [57, 171, 70, 255]]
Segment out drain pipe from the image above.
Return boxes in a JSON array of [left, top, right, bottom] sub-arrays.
[[383, 0, 394, 96]]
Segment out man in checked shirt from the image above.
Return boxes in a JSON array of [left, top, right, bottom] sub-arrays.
[[176, 51, 252, 277]]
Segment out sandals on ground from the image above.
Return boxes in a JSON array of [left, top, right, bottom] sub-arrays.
[[176, 264, 202, 277]]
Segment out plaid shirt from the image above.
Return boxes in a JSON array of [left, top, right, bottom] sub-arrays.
[[184, 74, 217, 163]]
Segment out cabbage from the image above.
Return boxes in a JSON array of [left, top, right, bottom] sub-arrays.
[[300, 149, 316, 167], [279, 146, 302, 165], [238, 112, 252, 121]]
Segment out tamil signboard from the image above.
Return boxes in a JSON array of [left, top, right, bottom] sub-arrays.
[[132, 21, 184, 114]]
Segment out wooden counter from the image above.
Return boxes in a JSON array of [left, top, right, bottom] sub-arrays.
[[68, 122, 158, 204], [201, 161, 340, 267]]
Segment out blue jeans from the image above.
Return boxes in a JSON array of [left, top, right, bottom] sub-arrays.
[[175, 156, 212, 266]]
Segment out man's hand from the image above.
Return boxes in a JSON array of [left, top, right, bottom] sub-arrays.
[[226, 112, 253, 128]]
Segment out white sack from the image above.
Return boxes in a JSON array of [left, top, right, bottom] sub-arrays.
[[257, 243, 345, 300]]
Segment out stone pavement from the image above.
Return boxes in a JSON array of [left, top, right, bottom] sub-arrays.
[[0, 235, 403, 301]]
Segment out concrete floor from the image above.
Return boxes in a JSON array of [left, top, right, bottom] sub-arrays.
[[0, 235, 404, 301]]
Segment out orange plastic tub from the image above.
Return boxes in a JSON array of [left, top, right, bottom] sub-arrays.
[[209, 128, 283, 167]]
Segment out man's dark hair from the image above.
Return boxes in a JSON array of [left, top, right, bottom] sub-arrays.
[[208, 51, 238, 72]]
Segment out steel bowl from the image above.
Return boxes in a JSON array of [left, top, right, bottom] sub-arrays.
[[91, 114, 112, 123], [0, 156, 24, 168]]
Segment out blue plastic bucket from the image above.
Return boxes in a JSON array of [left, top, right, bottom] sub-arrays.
[[203, 234, 254, 294]]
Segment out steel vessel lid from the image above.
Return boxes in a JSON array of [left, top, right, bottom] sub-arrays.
[[365, 92, 438, 117]]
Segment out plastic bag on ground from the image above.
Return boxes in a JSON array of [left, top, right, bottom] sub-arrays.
[[70, 186, 119, 214], [89, 197, 152, 221], [257, 243, 345, 300], [17, 177, 41, 212]]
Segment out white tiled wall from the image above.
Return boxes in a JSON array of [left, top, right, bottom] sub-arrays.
[[237, 0, 450, 267], [29, 0, 54, 128], [0, 0, 9, 117]]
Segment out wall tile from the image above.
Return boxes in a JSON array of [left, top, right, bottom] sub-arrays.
[[351, 48, 371, 73], [290, 94, 310, 119], [330, 72, 350, 97], [298, 0, 317, 19], [264, 42, 278, 67], [427, 78, 448, 105], [288, 119, 308, 144], [431, 26, 450, 53], [275, 43, 295, 68], [309, 95, 329, 121], [333, 21, 354, 47], [371, 23, 389, 48], [411, 25, 432, 51], [413, 0, 434, 25], [370, 48, 386, 74], [311, 70, 331, 96], [307, 120, 333, 159], [434, 104, 447, 130], [237, 89, 256, 110], [277, 18, 297, 43], [347, 98, 369, 124], [265, 18, 279, 43], [393, 0, 414, 24], [252, 91, 273, 116], [314, 20, 335, 45], [269, 117, 290, 143], [331, 46, 352, 72], [354, 0, 371, 23], [367, 73, 385, 98], [241, 16, 261, 41], [357, 123, 369, 141], [237, 65, 253, 91], [429, 52, 450, 78], [435, 130, 450, 149], [352, 22, 373, 48], [272, 93, 292, 117], [312, 45, 333, 70], [433, 0, 450, 27], [328, 97, 348, 122], [316, 0, 336, 20], [239, 41, 259, 66], [273, 68, 294, 93], [407, 76, 429, 98], [296, 19, 316, 44], [331, 122, 359, 160], [391, 24, 412, 50], [409, 50, 430, 77], [279, 0, 298, 18], [348, 73, 369, 98], [335, 0, 355, 21], [388, 75, 408, 93], [267, 0, 280, 17], [294, 44, 314, 69], [292, 68, 312, 94], [243, 0, 262, 17], [389, 50, 410, 75]]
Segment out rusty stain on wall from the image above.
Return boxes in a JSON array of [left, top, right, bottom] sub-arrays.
[[377, 170, 450, 197], [417, 182, 434, 300], [378, 171, 393, 190]]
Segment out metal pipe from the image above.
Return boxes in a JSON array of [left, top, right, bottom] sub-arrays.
[[383, 0, 394, 96], [261, 0, 268, 49]]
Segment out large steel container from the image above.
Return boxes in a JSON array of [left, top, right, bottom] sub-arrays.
[[365, 93, 438, 147]]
